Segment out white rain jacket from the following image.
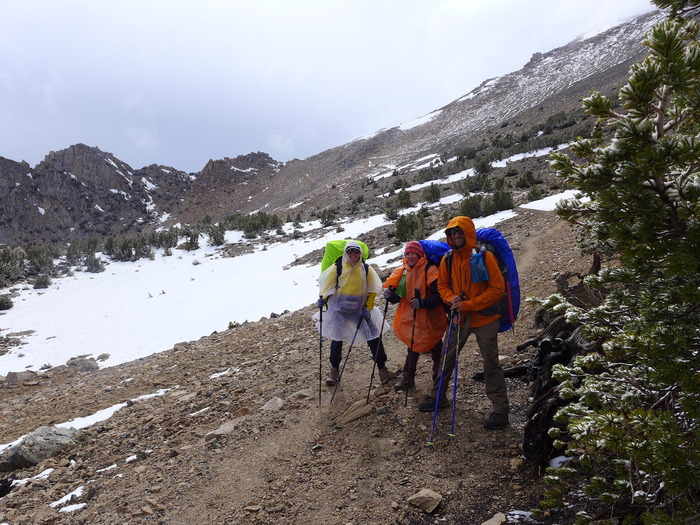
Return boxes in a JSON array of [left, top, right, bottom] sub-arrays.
[[314, 241, 390, 342]]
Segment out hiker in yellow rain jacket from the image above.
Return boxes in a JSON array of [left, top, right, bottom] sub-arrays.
[[383, 241, 447, 391], [417, 216, 510, 430], [316, 241, 393, 387]]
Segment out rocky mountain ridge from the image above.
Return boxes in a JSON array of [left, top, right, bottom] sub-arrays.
[[0, 10, 660, 248]]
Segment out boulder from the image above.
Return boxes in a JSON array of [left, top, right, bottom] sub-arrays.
[[2, 370, 39, 384], [0, 426, 79, 472]]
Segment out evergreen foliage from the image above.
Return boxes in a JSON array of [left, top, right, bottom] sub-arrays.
[[33, 274, 52, 289], [394, 212, 425, 242], [396, 188, 412, 208], [85, 256, 105, 273], [459, 194, 484, 217], [319, 208, 336, 227], [24, 242, 55, 276], [423, 183, 441, 203], [0, 294, 12, 311], [0, 246, 24, 287], [545, 3, 700, 521]]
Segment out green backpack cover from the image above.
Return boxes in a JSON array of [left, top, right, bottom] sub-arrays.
[[320, 239, 369, 272]]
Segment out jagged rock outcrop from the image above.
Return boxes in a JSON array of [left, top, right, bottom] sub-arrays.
[[0, 10, 662, 246]]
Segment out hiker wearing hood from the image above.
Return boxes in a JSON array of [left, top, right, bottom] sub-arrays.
[[383, 241, 447, 391], [417, 216, 509, 430], [316, 241, 393, 386]]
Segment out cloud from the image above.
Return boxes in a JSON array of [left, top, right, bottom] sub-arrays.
[[0, 0, 656, 172]]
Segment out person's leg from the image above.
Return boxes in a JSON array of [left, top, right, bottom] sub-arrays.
[[395, 348, 418, 390], [429, 339, 443, 382], [474, 320, 509, 428], [430, 320, 468, 398], [329, 340, 343, 368], [367, 337, 387, 368], [405, 348, 419, 378], [326, 340, 342, 386], [418, 321, 467, 411]]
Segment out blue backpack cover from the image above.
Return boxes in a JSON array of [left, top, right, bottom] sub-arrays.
[[418, 240, 450, 266], [475, 227, 520, 332]]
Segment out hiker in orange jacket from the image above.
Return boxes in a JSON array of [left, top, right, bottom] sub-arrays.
[[417, 216, 510, 430], [383, 241, 447, 391]]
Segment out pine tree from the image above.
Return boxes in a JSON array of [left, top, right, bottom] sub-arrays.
[[545, 2, 700, 521]]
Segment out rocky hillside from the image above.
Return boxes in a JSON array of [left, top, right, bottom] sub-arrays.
[[0, 10, 661, 247], [0, 209, 594, 524]]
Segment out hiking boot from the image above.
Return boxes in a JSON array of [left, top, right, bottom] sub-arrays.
[[378, 367, 391, 384], [326, 366, 340, 387], [417, 394, 449, 412], [378, 367, 401, 384], [394, 374, 415, 391], [483, 412, 509, 430]]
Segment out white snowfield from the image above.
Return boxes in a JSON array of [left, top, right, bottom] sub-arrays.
[[0, 190, 580, 376]]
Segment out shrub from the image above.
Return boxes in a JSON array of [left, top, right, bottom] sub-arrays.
[[423, 183, 441, 203], [0, 294, 12, 310], [459, 195, 483, 218], [34, 274, 52, 289], [394, 212, 425, 242], [85, 256, 105, 273], [396, 189, 412, 208]]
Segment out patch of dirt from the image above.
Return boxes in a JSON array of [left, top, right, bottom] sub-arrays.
[[0, 209, 590, 524]]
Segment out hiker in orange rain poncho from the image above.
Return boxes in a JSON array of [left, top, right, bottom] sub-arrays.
[[417, 216, 509, 430], [383, 241, 447, 391]]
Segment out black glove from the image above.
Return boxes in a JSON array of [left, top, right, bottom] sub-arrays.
[[361, 307, 372, 321], [410, 297, 423, 309], [383, 288, 400, 303], [316, 297, 327, 308]]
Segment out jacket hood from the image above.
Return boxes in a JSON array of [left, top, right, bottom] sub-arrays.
[[343, 240, 363, 266], [444, 216, 476, 251]]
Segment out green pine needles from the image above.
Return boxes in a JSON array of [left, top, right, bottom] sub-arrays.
[[544, 2, 700, 523]]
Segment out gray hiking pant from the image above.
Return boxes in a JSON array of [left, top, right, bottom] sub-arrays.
[[429, 318, 509, 415]]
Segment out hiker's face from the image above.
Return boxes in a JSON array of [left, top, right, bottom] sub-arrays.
[[405, 251, 420, 268], [346, 248, 361, 264], [449, 228, 466, 249]]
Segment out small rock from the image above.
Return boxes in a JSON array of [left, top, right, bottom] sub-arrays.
[[481, 512, 507, 525], [407, 488, 442, 513], [261, 397, 284, 411], [204, 417, 245, 442], [66, 357, 99, 372]]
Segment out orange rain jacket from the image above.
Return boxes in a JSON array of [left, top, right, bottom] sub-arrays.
[[438, 216, 504, 329], [383, 255, 447, 353]]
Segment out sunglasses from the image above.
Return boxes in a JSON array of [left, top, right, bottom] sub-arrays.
[[346, 248, 361, 254]]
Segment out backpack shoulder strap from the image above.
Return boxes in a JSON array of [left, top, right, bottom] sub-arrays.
[[334, 257, 342, 289]]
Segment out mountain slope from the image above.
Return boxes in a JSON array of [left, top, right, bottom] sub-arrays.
[[0, 10, 661, 247], [0, 208, 591, 524]]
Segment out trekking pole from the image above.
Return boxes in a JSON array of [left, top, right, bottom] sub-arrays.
[[449, 294, 468, 438], [405, 288, 419, 408], [427, 309, 456, 447], [366, 289, 391, 404], [449, 311, 462, 438], [330, 316, 363, 404], [318, 299, 323, 407]]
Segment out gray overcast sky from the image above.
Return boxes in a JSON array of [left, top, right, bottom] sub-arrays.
[[1, 0, 655, 173]]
